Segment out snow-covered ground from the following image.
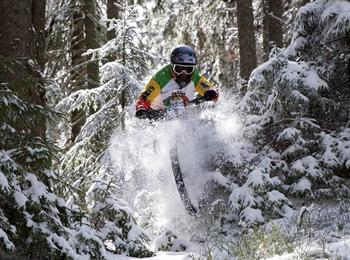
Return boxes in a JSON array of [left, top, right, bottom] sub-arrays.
[[109, 252, 193, 260], [110, 202, 350, 259]]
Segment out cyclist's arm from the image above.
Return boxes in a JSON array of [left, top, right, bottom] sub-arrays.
[[193, 69, 215, 96]]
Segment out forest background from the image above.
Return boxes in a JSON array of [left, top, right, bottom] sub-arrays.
[[0, 0, 350, 259]]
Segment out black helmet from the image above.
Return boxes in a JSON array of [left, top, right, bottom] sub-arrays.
[[170, 45, 197, 65]]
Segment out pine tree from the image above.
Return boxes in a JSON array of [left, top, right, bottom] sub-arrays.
[[0, 1, 76, 257], [54, 2, 156, 256], [46, 0, 103, 143], [57, 1, 153, 197], [0, 1, 155, 257], [233, 0, 350, 226]]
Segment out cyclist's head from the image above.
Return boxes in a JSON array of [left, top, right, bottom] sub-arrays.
[[170, 45, 197, 87], [170, 45, 197, 66]]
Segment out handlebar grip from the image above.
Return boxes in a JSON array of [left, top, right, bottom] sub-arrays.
[[188, 96, 206, 105]]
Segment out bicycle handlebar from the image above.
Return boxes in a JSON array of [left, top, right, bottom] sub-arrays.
[[145, 96, 208, 121]]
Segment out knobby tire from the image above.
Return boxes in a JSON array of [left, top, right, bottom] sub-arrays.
[[170, 145, 198, 216]]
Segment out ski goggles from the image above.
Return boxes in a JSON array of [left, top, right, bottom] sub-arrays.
[[172, 64, 195, 75]]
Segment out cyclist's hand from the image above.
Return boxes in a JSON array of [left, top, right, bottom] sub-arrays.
[[135, 108, 164, 120], [135, 109, 149, 119], [204, 90, 219, 101]]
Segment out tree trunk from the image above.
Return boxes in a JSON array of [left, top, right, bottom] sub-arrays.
[[236, 0, 257, 82], [0, 0, 46, 138], [120, 20, 128, 131], [107, 0, 120, 40], [83, 0, 99, 88], [269, 0, 283, 47], [216, 0, 237, 87], [70, 0, 86, 91], [263, 0, 269, 61], [301, 0, 310, 6], [32, 0, 46, 68], [70, 0, 87, 142], [263, 0, 283, 60]]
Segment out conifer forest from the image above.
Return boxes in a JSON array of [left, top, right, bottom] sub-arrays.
[[0, 0, 350, 259]]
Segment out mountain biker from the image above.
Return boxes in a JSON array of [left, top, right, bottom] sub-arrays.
[[135, 45, 218, 119]]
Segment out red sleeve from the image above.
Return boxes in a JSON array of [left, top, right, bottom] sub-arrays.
[[136, 97, 151, 110]]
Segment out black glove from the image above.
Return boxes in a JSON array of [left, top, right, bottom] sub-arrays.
[[135, 109, 163, 120], [135, 109, 149, 119], [204, 90, 218, 101]]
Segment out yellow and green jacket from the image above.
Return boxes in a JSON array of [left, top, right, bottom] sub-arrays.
[[136, 65, 214, 110]]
